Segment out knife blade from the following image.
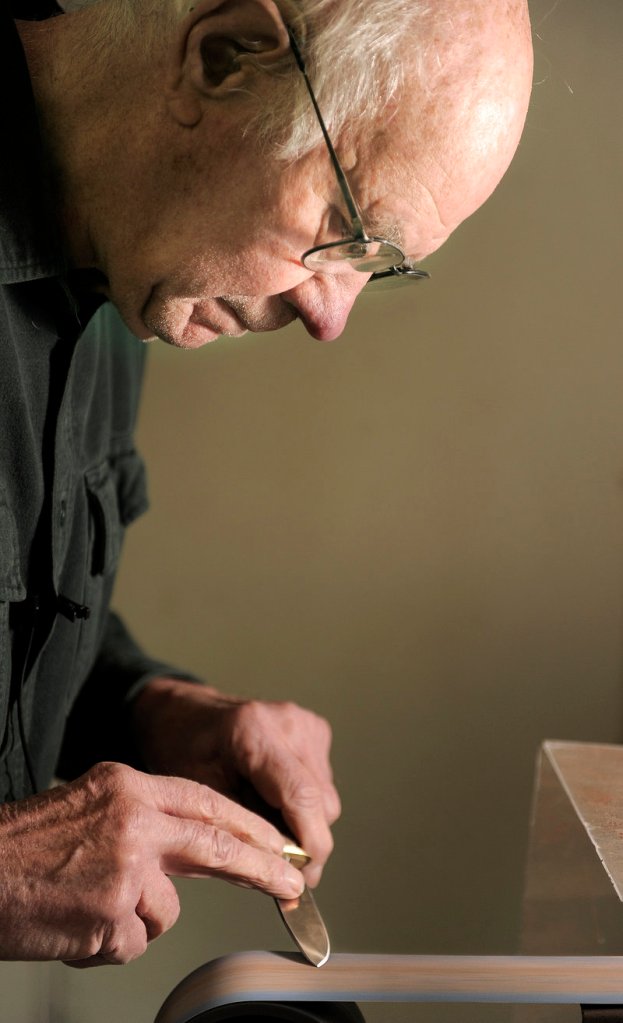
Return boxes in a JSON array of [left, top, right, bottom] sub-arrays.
[[276, 843, 331, 968]]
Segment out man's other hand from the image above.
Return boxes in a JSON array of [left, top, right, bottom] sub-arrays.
[[0, 762, 303, 966], [132, 680, 341, 888]]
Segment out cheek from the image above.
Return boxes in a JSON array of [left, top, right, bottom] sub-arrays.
[[108, 182, 316, 305], [221, 247, 309, 296], [117, 240, 310, 325], [173, 226, 311, 298]]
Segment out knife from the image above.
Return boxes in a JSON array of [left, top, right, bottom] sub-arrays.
[[276, 842, 331, 968]]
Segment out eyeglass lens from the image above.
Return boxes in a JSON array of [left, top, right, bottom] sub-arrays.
[[303, 239, 406, 273]]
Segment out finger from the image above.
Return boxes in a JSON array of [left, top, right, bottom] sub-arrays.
[[64, 913, 150, 969], [261, 706, 341, 826], [135, 872, 180, 943], [283, 798, 333, 890], [290, 714, 335, 788], [157, 817, 304, 898], [281, 735, 341, 826], [64, 876, 180, 969], [323, 785, 342, 825], [138, 772, 288, 856], [248, 749, 335, 881], [311, 774, 341, 827]]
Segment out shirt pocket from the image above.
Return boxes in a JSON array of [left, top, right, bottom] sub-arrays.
[[74, 450, 149, 686], [85, 450, 149, 577], [0, 498, 27, 730]]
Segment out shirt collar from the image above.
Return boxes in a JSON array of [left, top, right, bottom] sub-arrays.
[[0, 1, 68, 284]]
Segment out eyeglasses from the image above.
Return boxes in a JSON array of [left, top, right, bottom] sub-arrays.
[[287, 28, 430, 288]]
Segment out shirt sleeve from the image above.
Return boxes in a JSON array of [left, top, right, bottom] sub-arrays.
[[56, 609, 201, 779]]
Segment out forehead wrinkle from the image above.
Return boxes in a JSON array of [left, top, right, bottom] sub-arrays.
[[329, 167, 406, 249], [342, 131, 413, 251], [339, 127, 438, 256]]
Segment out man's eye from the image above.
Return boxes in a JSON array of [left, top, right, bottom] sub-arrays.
[[323, 208, 350, 242]]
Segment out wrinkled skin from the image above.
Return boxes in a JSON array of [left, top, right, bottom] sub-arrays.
[[0, 761, 305, 966], [132, 679, 341, 889], [22, 0, 533, 348]]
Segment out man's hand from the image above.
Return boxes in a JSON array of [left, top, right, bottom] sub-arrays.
[[0, 762, 303, 967], [132, 680, 341, 888]]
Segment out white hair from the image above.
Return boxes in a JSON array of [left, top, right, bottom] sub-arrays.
[[255, 1, 436, 159], [63, 0, 437, 159]]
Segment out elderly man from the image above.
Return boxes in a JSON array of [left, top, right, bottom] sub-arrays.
[[1, 0, 533, 968]]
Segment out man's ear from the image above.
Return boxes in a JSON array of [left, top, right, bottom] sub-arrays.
[[167, 0, 290, 126]]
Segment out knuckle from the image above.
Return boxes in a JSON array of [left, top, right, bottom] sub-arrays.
[[235, 699, 266, 733], [103, 929, 147, 966], [268, 861, 296, 895], [77, 930, 108, 962], [98, 877, 136, 923], [207, 827, 238, 868], [92, 761, 134, 791], [236, 699, 330, 735], [111, 799, 144, 850], [235, 698, 257, 720], [159, 882, 181, 934], [95, 805, 147, 883], [84, 762, 139, 807], [303, 707, 333, 747], [277, 700, 305, 729], [248, 853, 290, 896], [288, 779, 323, 811], [197, 785, 222, 820], [96, 898, 150, 965]]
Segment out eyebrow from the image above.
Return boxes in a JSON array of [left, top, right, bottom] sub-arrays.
[[328, 184, 406, 251], [333, 190, 405, 248], [364, 211, 406, 251]]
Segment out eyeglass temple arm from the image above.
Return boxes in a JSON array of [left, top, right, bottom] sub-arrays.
[[286, 27, 366, 237]]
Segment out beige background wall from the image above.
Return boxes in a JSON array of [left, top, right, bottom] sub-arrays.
[[4, 1, 623, 1020]]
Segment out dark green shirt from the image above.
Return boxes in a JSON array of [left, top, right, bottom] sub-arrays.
[[1, 2, 191, 800]]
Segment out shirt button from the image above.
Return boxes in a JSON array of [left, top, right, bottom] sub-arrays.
[[59, 499, 67, 527]]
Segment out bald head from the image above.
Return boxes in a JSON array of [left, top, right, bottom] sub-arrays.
[[381, 0, 534, 251], [258, 0, 534, 258], [16, 0, 534, 345]]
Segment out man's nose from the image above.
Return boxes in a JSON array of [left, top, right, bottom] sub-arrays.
[[282, 272, 367, 341]]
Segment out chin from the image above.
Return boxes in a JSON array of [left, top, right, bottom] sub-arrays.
[[148, 318, 223, 349], [133, 287, 214, 349]]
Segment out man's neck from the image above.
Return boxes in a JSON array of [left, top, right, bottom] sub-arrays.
[[16, 9, 107, 270]]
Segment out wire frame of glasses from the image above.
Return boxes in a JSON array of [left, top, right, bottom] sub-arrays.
[[302, 237, 431, 289]]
